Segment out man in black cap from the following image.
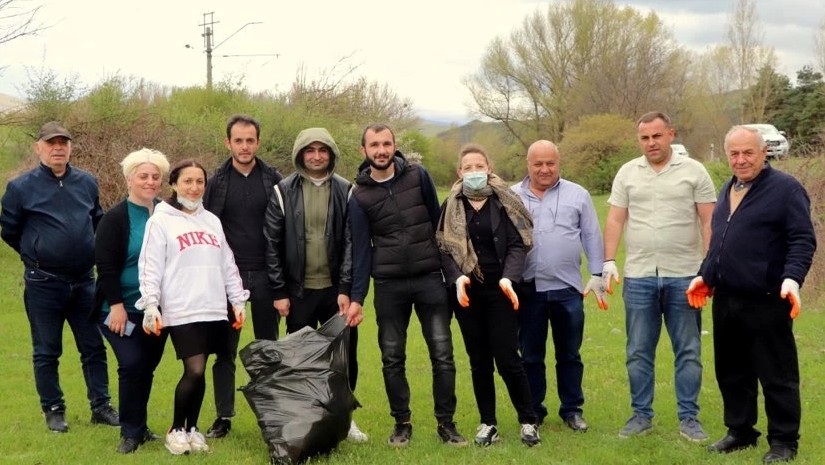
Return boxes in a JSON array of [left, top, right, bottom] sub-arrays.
[[0, 121, 118, 433]]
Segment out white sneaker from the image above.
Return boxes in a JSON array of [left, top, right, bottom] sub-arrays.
[[165, 428, 191, 455], [187, 427, 210, 452], [348, 420, 368, 442]]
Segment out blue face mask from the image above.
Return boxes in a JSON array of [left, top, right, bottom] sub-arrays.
[[462, 171, 488, 190]]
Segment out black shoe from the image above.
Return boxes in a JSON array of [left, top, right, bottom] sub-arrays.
[[45, 405, 68, 433], [388, 422, 413, 447], [118, 437, 140, 454], [763, 444, 797, 463], [141, 428, 161, 444], [206, 417, 231, 438], [91, 403, 119, 426], [707, 434, 758, 453], [437, 421, 468, 447], [564, 413, 589, 432]]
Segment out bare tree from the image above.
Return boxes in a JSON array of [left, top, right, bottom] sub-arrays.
[[0, 0, 44, 46], [726, 0, 768, 122], [465, 0, 686, 148], [815, 19, 825, 75]]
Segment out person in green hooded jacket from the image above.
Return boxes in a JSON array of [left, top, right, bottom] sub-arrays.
[[263, 127, 367, 442]]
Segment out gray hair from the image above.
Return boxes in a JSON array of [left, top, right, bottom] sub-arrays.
[[121, 148, 171, 178], [724, 126, 767, 152]]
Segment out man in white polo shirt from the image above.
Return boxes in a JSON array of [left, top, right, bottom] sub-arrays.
[[602, 111, 716, 442]]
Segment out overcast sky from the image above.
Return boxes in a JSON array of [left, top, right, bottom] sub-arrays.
[[1, 0, 823, 123]]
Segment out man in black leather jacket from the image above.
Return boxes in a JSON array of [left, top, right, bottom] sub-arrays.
[[263, 127, 366, 442]]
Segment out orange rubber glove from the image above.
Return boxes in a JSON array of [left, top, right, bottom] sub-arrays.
[[685, 276, 713, 309], [232, 305, 246, 330], [602, 260, 621, 294], [499, 278, 519, 310], [142, 305, 163, 336], [456, 276, 471, 308], [582, 275, 608, 310], [780, 278, 801, 319]]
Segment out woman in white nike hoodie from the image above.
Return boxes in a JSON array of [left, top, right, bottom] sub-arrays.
[[136, 159, 249, 455]]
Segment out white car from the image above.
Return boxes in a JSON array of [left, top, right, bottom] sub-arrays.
[[670, 144, 689, 157], [742, 124, 790, 158]]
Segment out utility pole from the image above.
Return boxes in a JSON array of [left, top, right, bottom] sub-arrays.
[[191, 12, 264, 89], [200, 12, 216, 89]]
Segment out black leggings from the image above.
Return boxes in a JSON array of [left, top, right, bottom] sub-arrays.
[[172, 353, 207, 430]]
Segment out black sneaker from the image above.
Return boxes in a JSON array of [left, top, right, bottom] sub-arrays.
[[45, 405, 68, 433], [91, 403, 119, 426], [437, 421, 468, 447], [388, 422, 412, 447], [118, 437, 140, 454], [474, 423, 500, 446], [141, 428, 161, 444], [206, 417, 232, 438]]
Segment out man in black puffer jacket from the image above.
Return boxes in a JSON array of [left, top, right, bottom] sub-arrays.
[[348, 123, 467, 448]]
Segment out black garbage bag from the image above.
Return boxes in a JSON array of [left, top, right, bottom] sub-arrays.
[[239, 314, 357, 464]]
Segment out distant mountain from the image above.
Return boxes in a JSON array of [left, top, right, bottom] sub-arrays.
[[415, 119, 460, 137], [0, 92, 25, 114], [431, 119, 510, 143]]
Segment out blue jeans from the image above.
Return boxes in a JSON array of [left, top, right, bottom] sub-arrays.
[[519, 285, 585, 421], [23, 267, 111, 411], [374, 272, 457, 424], [100, 312, 168, 439], [623, 276, 702, 420]]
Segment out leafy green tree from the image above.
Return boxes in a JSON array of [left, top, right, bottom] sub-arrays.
[[558, 113, 637, 194], [772, 66, 825, 152]]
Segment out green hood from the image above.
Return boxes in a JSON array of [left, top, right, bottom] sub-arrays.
[[291, 127, 340, 177]]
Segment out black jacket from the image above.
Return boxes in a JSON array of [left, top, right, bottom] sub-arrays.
[[348, 153, 443, 303], [93, 199, 132, 314], [0, 163, 103, 277], [699, 164, 816, 293], [439, 195, 526, 285], [264, 173, 353, 300], [203, 156, 282, 218]]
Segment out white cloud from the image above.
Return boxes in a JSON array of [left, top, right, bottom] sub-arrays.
[[1, 0, 822, 122]]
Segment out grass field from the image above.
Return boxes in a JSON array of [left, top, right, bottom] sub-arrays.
[[0, 182, 824, 464]]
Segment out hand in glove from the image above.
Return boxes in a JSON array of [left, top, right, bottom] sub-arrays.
[[232, 305, 246, 330], [780, 278, 801, 319], [602, 260, 621, 294], [685, 276, 713, 309], [583, 275, 608, 310], [499, 278, 519, 310], [142, 305, 163, 336], [456, 276, 471, 307]]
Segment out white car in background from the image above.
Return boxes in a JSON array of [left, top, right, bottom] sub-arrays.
[[742, 124, 790, 158], [670, 144, 689, 157]]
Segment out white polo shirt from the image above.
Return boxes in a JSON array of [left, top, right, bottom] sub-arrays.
[[608, 155, 716, 278]]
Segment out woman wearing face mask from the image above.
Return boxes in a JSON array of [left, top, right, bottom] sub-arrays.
[[95, 148, 170, 454], [135, 159, 249, 456], [436, 144, 539, 447]]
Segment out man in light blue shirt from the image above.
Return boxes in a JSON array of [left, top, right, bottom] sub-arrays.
[[512, 140, 606, 432]]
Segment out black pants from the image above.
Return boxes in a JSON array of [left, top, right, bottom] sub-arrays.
[[374, 272, 457, 424], [712, 290, 800, 447], [453, 279, 536, 425], [213, 270, 279, 418], [100, 312, 167, 439], [286, 286, 359, 391]]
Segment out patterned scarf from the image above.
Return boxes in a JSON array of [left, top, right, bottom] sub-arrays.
[[436, 173, 532, 280]]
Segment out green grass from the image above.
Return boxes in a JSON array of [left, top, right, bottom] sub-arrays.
[[1, 190, 824, 464]]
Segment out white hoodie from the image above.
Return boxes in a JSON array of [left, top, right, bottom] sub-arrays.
[[135, 201, 249, 327]]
